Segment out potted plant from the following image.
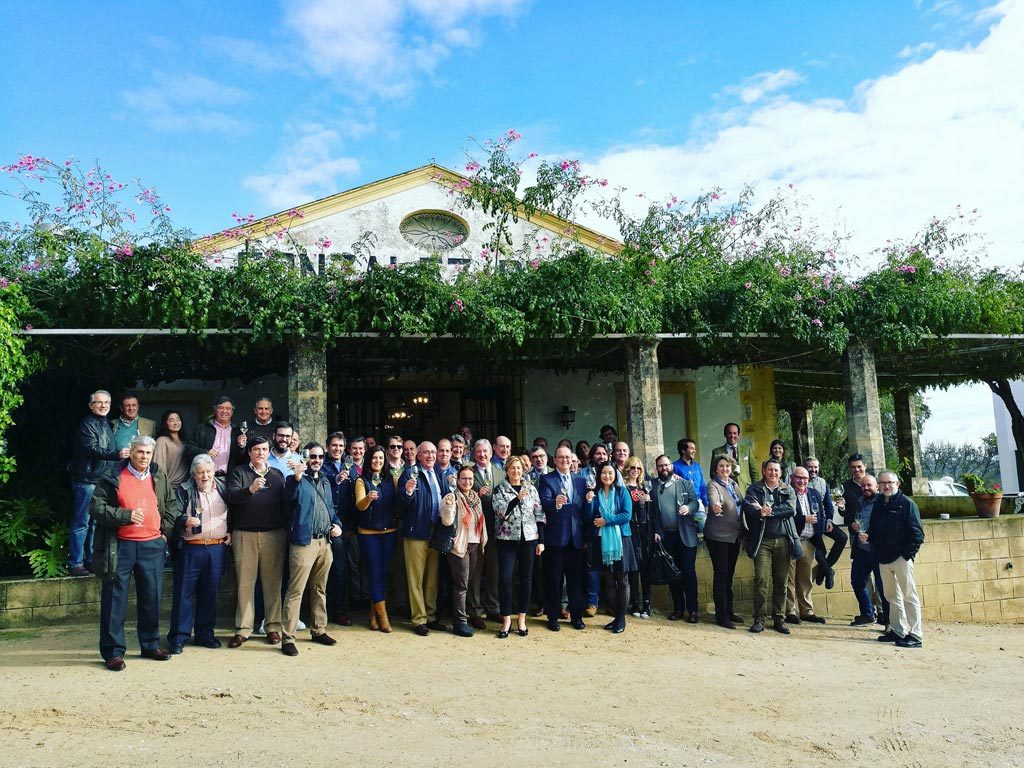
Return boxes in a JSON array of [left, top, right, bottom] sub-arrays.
[[960, 473, 1004, 518]]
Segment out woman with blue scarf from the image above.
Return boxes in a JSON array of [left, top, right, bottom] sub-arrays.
[[705, 455, 745, 629], [587, 462, 636, 633]]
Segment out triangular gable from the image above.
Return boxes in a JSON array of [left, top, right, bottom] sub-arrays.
[[200, 163, 622, 255]]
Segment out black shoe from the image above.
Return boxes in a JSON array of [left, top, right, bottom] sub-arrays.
[[610, 624, 625, 634], [413, 624, 430, 637], [803, 614, 827, 624], [773, 617, 791, 634], [784, 614, 801, 625], [194, 637, 222, 648], [825, 570, 835, 590], [604, 620, 617, 630], [895, 634, 922, 648], [716, 619, 736, 630], [311, 632, 337, 646], [877, 630, 901, 643], [668, 611, 683, 621], [546, 619, 561, 632], [813, 565, 824, 586], [686, 612, 699, 624], [749, 620, 764, 633], [571, 619, 585, 630], [426, 620, 449, 632], [497, 629, 510, 639], [516, 627, 529, 637], [453, 622, 474, 637], [281, 642, 299, 657], [729, 614, 743, 623], [850, 615, 875, 626], [168, 643, 184, 655]]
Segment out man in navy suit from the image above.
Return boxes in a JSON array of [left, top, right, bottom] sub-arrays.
[[539, 445, 594, 631], [399, 442, 448, 636]]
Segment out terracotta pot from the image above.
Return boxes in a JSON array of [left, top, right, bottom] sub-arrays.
[[971, 493, 1003, 518]]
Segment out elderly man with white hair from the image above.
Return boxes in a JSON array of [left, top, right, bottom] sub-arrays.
[[860, 471, 926, 648], [399, 441, 447, 636]]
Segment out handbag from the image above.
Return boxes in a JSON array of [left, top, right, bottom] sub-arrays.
[[428, 518, 456, 554], [650, 540, 682, 585]]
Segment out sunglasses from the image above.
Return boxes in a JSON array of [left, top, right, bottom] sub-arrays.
[[307, 454, 325, 460], [388, 445, 402, 450]]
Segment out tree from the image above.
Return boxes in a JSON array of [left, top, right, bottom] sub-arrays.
[[921, 433, 999, 484]]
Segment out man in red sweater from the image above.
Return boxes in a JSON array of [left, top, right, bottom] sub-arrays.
[[90, 435, 177, 671]]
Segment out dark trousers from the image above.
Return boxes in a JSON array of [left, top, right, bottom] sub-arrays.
[[706, 539, 740, 621], [811, 525, 849, 573], [448, 543, 483, 623], [850, 547, 877, 619], [99, 537, 164, 660], [359, 531, 397, 603], [662, 530, 698, 614], [326, 534, 350, 617], [627, 522, 652, 611], [497, 538, 535, 616], [543, 544, 585, 621], [167, 542, 227, 645], [605, 569, 630, 628]]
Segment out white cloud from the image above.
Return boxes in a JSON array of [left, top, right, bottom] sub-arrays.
[[898, 41, 938, 57], [282, 0, 526, 96], [921, 382, 997, 444], [578, 1, 1024, 270], [242, 123, 362, 209], [122, 73, 250, 134], [726, 68, 804, 104]]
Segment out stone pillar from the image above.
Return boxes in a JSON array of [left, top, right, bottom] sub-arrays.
[[787, 403, 815, 466], [841, 341, 885, 474], [288, 342, 328, 444], [625, 339, 665, 473], [894, 388, 926, 494]]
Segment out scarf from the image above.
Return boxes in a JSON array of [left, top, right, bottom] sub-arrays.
[[457, 489, 484, 540], [713, 477, 741, 509], [597, 488, 623, 565]]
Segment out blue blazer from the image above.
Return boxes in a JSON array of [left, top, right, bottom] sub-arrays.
[[539, 471, 589, 549], [793, 487, 827, 538], [399, 465, 443, 540]]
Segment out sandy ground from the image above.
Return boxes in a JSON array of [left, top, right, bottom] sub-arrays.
[[1, 615, 1023, 768]]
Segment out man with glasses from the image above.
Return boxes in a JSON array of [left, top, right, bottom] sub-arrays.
[[539, 446, 591, 631], [280, 443, 343, 656], [471, 439, 504, 625], [527, 445, 549, 483], [651, 455, 700, 622], [69, 390, 129, 576], [386, 436, 405, 477], [268, 422, 299, 476], [400, 442, 447, 636], [784, 467, 827, 625], [862, 471, 925, 648]]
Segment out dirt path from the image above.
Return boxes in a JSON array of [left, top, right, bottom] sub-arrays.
[[2, 617, 1023, 767]]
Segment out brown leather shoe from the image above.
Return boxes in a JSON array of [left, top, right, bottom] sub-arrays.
[[374, 601, 392, 633], [105, 656, 126, 672], [140, 648, 171, 661], [311, 633, 337, 646], [265, 631, 282, 645], [281, 642, 299, 657], [413, 624, 430, 636], [227, 634, 248, 648], [469, 616, 487, 630], [583, 605, 597, 618]]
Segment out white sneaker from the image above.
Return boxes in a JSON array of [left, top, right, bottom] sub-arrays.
[[253, 619, 266, 636], [640, 611, 650, 620], [631, 610, 642, 618], [296, 619, 307, 631]]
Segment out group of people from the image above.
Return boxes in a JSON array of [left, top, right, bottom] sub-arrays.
[[70, 391, 926, 672]]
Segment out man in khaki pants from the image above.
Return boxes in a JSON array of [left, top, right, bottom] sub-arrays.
[[225, 437, 287, 648], [279, 443, 342, 656], [785, 467, 827, 625]]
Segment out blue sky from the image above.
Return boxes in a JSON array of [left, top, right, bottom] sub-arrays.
[[2, 0, 1021, 447]]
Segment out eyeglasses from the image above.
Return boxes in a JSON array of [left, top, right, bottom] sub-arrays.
[[388, 445, 402, 450], [307, 454, 324, 460]]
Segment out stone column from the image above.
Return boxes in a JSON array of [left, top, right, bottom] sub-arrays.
[[625, 339, 665, 473], [787, 403, 815, 466], [894, 388, 926, 494], [288, 342, 328, 444], [841, 341, 885, 474]]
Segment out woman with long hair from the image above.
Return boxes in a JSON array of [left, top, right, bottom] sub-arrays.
[[441, 465, 488, 637], [587, 462, 636, 633], [492, 455, 545, 638], [154, 409, 191, 488], [353, 445, 398, 633], [768, 439, 795, 482], [705, 455, 745, 629], [622, 456, 652, 619]]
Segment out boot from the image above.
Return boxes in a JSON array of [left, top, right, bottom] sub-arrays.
[[374, 601, 392, 633], [369, 606, 378, 631]]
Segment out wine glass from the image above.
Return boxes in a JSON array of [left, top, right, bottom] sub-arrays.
[[301, 448, 310, 462], [447, 473, 458, 492], [240, 420, 248, 436], [585, 471, 596, 492]]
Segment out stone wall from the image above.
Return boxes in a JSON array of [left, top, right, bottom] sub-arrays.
[[3, 516, 1022, 629]]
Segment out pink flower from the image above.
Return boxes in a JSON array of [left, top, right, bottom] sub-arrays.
[[560, 160, 570, 170], [24, 324, 33, 330], [507, 129, 522, 141], [744, 282, 752, 289], [0, 278, 9, 288], [528, 152, 537, 159], [465, 161, 481, 172], [529, 259, 540, 269], [778, 265, 791, 277], [812, 318, 823, 327]]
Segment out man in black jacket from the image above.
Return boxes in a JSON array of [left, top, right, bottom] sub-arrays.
[[68, 390, 130, 576], [192, 396, 248, 476], [861, 471, 925, 648]]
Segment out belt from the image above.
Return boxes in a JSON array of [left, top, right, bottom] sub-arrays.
[[311, 532, 330, 540], [185, 537, 228, 545]]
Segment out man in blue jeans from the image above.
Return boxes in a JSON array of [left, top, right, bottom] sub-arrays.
[[848, 473, 889, 627], [68, 390, 129, 577]]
